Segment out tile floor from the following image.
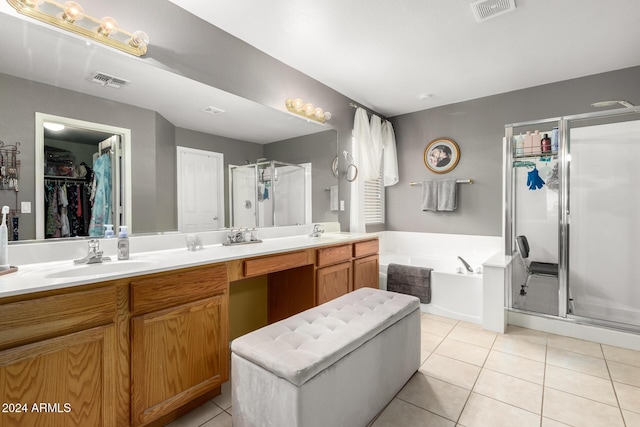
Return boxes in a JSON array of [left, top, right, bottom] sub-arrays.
[[167, 313, 640, 427]]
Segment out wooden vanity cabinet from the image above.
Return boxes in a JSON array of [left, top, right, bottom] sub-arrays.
[[353, 239, 380, 290], [129, 264, 229, 427], [0, 286, 118, 427]]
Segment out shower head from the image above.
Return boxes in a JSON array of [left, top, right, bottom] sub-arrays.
[[591, 100, 635, 108]]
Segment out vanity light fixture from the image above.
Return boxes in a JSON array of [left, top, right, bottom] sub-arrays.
[[6, 0, 149, 56], [285, 98, 331, 123]]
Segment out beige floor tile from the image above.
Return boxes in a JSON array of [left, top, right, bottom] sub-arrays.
[[541, 417, 572, 427], [457, 320, 483, 330], [434, 337, 489, 366], [420, 350, 430, 364], [200, 411, 232, 427], [165, 401, 223, 427], [545, 364, 617, 406], [422, 331, 445, 352], [396, 371, 470, 421], [422, 313, 459, 325], [447, 325, 497, 349], [622, 409, 640, 427], [484, 350, 545, 385], [458, 392, 540, 427], [542, 387, 625, 427], [370, 398, 455, 427], [473, 369, 543, 414], [420, 353, 481, 390], [546, 333, 603, 359], [614, 381, 640, 413], [546, 347, 610, 379], [603, 344, 640, 368], [492, 334, 547, 362], [212, 380, 231, 410], [505, 325, 548, 346], [421, 318, 456, 337], [609, 360, 640, 387]]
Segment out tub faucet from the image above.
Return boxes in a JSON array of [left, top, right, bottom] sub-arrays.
[[74, 239, 111, 264], [457, 256, 473, 273]]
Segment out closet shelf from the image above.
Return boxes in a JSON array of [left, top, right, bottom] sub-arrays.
[[44, 175, 87, 182], [513, 151, 558, 159]]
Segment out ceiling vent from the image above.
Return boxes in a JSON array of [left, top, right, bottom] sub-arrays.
[[91, 72, 130, 88], [471, 0, 516, 22], [201, 106, 226, 115]]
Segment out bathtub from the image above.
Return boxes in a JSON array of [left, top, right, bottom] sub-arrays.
[[379, 254, 483, 324], [377, 231, 502, 325]]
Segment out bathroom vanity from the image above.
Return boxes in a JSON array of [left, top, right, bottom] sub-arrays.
[[0, 234, 378, 427]]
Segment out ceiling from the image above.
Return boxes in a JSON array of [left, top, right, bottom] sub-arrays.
[[168, 0, 640, 117], [0, 4, 328, 144]]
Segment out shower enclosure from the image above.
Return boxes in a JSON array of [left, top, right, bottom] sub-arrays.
[[229, 160, 308, 228], [505, 106, 640, 332]]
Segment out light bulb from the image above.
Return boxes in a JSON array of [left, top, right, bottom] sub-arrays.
[[21, 0, 43, 8], [62, 1, 83, 22], [292, 98, 304, 111], [98, 17, 118, 36], [129, 30, 149, 48], [313, 107, 324, 118], [304, 103, 314, 115], [324, 112, 332, 120], [43, 122, 65, 131]]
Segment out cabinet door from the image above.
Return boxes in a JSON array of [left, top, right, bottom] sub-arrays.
[[0, 325, 116, 427], [317, 261, 352, 305], [131, 295, 228, 426], [353, 255, 380, 290]]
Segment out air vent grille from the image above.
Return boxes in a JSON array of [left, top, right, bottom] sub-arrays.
[[471, 0, 516, 22], [91, 72, 130, 88], [201, 106, 226, 115]]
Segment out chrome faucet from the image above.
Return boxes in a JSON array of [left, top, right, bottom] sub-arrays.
[[74, 239, 111, 264], [457, 256, 473, 273], [309, 224, 324, 237]]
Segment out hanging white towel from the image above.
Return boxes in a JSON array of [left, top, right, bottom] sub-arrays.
[[421, 181, 438, 212], [329, 185, 339, 211], [382, 120, 399, 186], [365, 115, 383, 180], [350, 107, 371, 233]]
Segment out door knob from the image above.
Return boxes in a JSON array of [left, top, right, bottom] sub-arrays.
[[213, 216, 218, 221]]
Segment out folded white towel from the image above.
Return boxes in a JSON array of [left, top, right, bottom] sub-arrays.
[[437, 179, 457, 211], [421, 181, 438, 211]]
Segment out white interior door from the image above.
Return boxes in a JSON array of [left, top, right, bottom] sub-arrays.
[[177, 147, 224, 232]]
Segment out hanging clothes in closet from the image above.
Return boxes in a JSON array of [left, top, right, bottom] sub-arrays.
[[44, 180, 92, 238]]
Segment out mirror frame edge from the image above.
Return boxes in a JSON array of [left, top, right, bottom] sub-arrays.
[[35, 112, 133, 239]]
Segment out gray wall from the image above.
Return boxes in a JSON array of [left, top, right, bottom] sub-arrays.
[[264, 130, 339, 223], [387, 65, 640, 236], [0, 72, 163, 239]]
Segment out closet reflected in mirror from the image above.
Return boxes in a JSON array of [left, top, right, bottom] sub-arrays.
[[35, 113, 132, 239]]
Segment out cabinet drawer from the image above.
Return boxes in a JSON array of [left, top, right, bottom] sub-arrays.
[[130, 264, 227, 315], [0, 286, 116, 349], [243, 251, 309, 277], [316, 244, 352, 267], [354, 239, 379, 258]]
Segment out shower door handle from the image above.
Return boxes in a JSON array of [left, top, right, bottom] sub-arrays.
[[213, 216, 218, 221]]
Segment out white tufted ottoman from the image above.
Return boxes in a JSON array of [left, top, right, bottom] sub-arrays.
[[231, 288, 421, 427]]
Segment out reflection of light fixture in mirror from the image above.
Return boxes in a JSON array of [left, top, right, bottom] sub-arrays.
[[43, 122, 65, 131], [591, 100, 635, 108], [6, 0, 149, 56], [285, 98, 332, 123]]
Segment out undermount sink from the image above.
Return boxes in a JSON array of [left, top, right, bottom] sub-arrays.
[[44, 260, 156, 279], [311, 234, 350, 241]]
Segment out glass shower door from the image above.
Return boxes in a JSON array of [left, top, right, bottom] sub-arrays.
[[229, 164, 258, 228], [272, 162, 306, 226], [567, 117, 640, 327]]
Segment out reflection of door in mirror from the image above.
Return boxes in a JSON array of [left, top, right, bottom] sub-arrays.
[[35, 113, 132, 239], [176, 147, 225, 232]]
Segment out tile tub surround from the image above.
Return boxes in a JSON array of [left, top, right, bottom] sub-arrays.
[[168, 313, 640, 427], [377, 231, 502, 268]]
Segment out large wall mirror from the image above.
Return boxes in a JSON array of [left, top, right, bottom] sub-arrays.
[[0, 8, 338, 242]]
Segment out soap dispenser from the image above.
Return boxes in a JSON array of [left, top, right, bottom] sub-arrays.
[[118, 226, 129, 260], [0, 206, 9, 271], [104, 224, 115, 238]]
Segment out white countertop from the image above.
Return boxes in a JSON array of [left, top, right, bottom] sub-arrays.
[[0, 232, 374, 299]]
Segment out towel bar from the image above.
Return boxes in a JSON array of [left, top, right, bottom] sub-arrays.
[[410, 179, 473, 185]]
